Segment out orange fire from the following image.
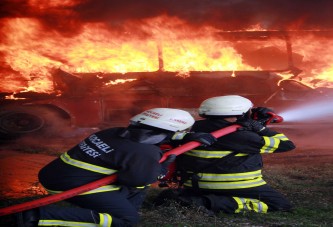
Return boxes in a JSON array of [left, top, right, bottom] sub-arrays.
[[291, 37, 333, 87], [105, 79, 137, 86], [1, 15, 333, 94]]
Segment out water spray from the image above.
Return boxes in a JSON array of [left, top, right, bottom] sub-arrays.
[[278, 99, 333, 122]]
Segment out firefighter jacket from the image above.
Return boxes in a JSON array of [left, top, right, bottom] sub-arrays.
[[38, 127, 166, 194], [175, 118, 296, 191]]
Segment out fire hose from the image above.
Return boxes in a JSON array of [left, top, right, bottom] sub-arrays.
[[0, 111, 283, 216], [0, 124, 241, 216]]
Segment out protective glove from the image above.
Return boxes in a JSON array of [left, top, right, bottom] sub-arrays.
[[251, 107, 275, 125], [183, 132, 217, 146], [158, 154, 177, 180], [236, 118, 266, 133]]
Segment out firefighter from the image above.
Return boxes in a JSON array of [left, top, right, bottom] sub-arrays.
[[154, 95, 296, 214], [16, 108, 216, 227]]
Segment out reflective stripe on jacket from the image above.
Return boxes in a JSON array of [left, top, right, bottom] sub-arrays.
[[185, 169, 263, 182], [38, 213, 112, 227], [45, 185, 121, 195], [176, 119, 295, 191], [184, 177, 266, 189], [60, 152, 118, 175], [45, 185, 147, 196], [260, 136, 280, 153], [233, 197, 268, 213], [184, 149, 248, 158]]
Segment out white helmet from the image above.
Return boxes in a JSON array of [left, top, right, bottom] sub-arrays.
[[198, 95, 253, 117], [130, 108, 195, 132]]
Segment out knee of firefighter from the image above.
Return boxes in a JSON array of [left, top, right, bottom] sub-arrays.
[[203, 194, 237, 214], [233, 197, 268, 213], [108, 213, 140, 227]]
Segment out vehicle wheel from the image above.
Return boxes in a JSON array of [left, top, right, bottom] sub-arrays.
[[0, 111, 45, 134], [0, 105, 71, 140]]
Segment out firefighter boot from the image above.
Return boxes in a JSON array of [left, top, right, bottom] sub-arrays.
[[177, 195, 215, 216], [153, 189, 182, 206], [16, 208, 39, 227]]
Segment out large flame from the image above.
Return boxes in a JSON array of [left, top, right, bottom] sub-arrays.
[[1, 14, 333, 94], [291, 36, 333, 87]]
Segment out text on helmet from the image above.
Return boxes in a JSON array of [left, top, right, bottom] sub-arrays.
[[142, 110, 162, 119], [170, 118, 187, 124]]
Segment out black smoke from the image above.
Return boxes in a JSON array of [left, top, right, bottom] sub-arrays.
[[0, 0, 332, 37]]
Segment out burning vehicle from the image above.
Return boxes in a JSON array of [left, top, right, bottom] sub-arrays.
[[1, 27, 333, 140]]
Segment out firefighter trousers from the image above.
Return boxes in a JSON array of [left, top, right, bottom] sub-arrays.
[[38, 186, 147, 227], [187, 184, 292, 213], [157, 184, 292, 214]]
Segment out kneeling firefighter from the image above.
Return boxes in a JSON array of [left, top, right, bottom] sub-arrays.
[[155, 95, 296, 214], [17, 108, 216, 227]]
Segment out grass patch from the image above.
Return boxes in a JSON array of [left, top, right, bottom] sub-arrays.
[[1, 163, 332, 226], [139, 163, 333, 226]]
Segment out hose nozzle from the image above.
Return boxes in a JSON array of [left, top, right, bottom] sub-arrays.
[[267, 112, 283, 124]]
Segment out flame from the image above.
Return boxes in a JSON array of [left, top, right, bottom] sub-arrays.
[[105, 79, 137, 86], [291, 36, 333, 87], [1, 14, 333, 94], [315, 66, 333, 87]]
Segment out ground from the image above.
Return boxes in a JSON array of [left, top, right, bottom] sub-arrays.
[[0, 123, 332, 200], [0, 123, 332, 227]]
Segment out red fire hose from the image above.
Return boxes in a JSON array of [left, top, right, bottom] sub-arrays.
[[0, 124, 240, 216]]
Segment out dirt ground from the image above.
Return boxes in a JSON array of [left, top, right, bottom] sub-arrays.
[[0, 123, 332, 199]]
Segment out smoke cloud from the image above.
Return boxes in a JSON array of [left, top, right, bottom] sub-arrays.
[[1, 0, 333, 37]]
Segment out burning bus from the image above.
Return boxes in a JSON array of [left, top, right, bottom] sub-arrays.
[[0, 28, 333, 139]]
